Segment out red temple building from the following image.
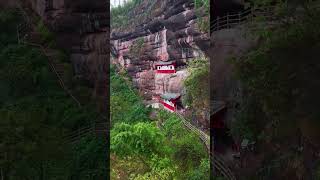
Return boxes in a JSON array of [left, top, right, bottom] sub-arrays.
[[154, 61, 176, 73], [160, 93, 180, 112], [211, 101, 240, 154], [211, 101, 227, 129]]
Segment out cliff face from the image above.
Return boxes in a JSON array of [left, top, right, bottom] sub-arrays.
[[26, 0, 109, 111], [210, 27, 257, 127], [211, 28, 255, 101], [111, 0, 209, 105]]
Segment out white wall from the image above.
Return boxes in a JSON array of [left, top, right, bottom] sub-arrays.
[[163, 99, 174, 107], [157, 65, 175, 70]]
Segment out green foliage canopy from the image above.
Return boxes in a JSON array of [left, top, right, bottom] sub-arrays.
[[184, 58, 210, 117]]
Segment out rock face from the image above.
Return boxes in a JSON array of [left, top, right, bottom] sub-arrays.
[[111, 0, 209, 104], [26, 0, 109, 112], [211, 27, 257, 125], [212, 0, 245, 18], [0, 0, 20, 8]]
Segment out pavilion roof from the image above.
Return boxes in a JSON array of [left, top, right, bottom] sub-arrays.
[[155, 61, 174, 66], [211, 101, 226, 115], [160, 93, 180, 100]]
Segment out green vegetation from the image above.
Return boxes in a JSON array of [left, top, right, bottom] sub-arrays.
[[184, 58, 210, 118], [110, 65, 208, 179], [233, 3, 320, 141], [69, 135, 107, 179], [129, 37, 145, 56], [231, 2, 320, 178], [35, 20, 55, 46], [111, 0, 144, 29], [111, 0, 209, 32], [194, 0, 209, 33], [0, 10, 106, 179]]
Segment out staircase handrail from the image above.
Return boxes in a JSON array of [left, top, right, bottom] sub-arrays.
[[64, 122, 108, 143], [17, 31, 82, 107], [175, 112, 236, 180], [16, 3, 108, 145], [175, 112, 210, 150], [210, 6, 276, 33], [211, 152, 236, 180]]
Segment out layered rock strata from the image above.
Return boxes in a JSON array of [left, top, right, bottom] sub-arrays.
[[27, 0, 109, 112], [111, 0, 209, 105]]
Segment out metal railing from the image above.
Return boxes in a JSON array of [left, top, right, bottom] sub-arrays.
[[175, 112, 210, 150], [175, 112, 236, 180], [17, 21, 81, 107], [14, 5, 109, 146], [211, 6, 276, 33], [64, 122, 108, 143], [211, 151, 237, 180]]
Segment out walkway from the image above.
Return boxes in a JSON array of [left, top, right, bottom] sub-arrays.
[[175, 112, 210, 150], [16, 7, 107, 143], [211, 6, 275, 33], [175, 111, 236, 180]]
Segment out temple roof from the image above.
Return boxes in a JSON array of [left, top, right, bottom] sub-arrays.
[[211, 101, 226, 115], [160, 93, 180, 100], [155, 61, 174, 66]]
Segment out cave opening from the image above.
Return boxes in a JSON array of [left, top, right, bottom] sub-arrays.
[[211, 0, 245, 19]]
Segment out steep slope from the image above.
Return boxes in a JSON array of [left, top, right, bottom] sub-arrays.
[[111, 0, 209, 108], [25, 0, 109, 111]]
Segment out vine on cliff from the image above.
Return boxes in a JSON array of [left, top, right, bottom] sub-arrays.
[[129, 37, 145, 56], [183, 58, 210, 119], [194, 0, 209, 33]]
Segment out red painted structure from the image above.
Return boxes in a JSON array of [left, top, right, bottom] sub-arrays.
[[211, 101, 241, 154], [154, 61, 176, 73], [160, 100, 175, 111], [160, 93, 180, 112], [212, 107, 227, 129]]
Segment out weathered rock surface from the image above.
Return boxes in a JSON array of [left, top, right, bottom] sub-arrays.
[[211, 27, 257, 126], [111, 0, 209, 104], [211, 28, 255, 101], [26, 0, 109, 112]]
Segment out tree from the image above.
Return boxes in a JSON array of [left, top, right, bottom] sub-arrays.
[[231, 4, 320, 178], [133, 155, 177, 180], [111, 122, 166, 160], [187, 158, 210, 180], [184, 58, 210, 118], [69, 135, 107, 180], [0, 105, 70, 179], [0, 9, 104, 179]]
